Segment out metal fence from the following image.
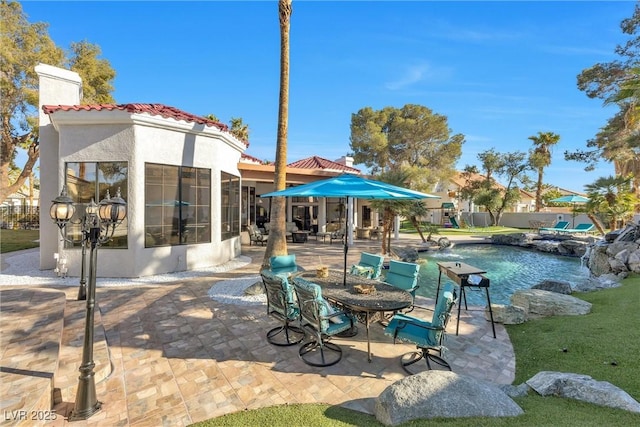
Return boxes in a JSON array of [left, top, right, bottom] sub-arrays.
[[0, 205, 40, 229]]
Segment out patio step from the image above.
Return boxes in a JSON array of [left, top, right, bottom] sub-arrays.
[[0, 288, 112, 424], [0, 288, 66, 423]]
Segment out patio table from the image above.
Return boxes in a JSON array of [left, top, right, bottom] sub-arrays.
[[298, 270, 412, 362]]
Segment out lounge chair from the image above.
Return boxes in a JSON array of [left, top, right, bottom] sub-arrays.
[[558, 223, 595, 235], [539, 220, 570, 234]]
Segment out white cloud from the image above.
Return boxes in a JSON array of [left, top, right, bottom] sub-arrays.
[[385, 63, 432, 91]]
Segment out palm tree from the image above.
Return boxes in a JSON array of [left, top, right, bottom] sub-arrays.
[[262, 0, 292, 268], [528, 131, 560, 212], [585, 174, 639, 230]]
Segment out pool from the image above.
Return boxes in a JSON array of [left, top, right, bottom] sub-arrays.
[[416, 244, 591, 305]]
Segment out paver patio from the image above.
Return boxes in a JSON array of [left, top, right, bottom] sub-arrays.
[[1, 235, 514, 426]]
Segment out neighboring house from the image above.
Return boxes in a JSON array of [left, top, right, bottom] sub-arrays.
[[429, 172, 541, 225], [1, 188, 40, 229], [238, 154, 374, 233]]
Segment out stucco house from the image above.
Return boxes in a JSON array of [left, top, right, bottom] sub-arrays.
[[37, 64, 247, 278]]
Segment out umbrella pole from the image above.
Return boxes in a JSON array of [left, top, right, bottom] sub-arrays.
[[343, 199, 348, 286]]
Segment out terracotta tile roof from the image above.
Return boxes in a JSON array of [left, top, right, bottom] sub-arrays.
[[41, 103, 245, 141], [240, 153, 270, 164], [287, 156, 360, 173]]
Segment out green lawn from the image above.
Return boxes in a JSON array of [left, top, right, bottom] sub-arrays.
[[193, 276, 640, 427], [0, 229, 40, 253]]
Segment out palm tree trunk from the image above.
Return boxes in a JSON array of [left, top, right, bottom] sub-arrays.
[[587, 213, 607, 235], [262, 0, 292, 269]]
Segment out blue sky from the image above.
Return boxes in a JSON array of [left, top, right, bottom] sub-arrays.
[[22, 1, 634, 192]]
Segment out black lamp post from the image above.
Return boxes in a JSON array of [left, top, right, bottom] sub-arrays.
[[50, 185, 127, 421]]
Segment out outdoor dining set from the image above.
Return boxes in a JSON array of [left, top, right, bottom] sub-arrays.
[[260, 252, 459, 374]]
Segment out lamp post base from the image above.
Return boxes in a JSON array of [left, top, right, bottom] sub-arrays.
[[68, 369, 101, 421], [69, 401, 101, 421], [77, 283, 87, 301]]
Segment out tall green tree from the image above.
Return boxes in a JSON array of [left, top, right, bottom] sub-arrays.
[[459, 149, 531, 226], [262, 0, 292, 268], [350, 104, 464, 192], [571, 3, 640, 203], [0, 1, 115, 202], [528, 131, 560, 212]]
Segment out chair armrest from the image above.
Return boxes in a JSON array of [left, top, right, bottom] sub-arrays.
[[395, 316, 444, 333]]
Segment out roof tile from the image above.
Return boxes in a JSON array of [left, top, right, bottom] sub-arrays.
[[42, 103, 233, 133], [287, 156, 360, 173]]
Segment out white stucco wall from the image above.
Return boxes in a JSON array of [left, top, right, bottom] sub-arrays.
[[47, 111, 244, 278], [36, 64, 82, 270], [38, 65, 245, 278], [130, 120, 243, 276]]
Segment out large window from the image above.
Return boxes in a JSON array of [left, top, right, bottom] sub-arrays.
[[65, 162, 128, 248], [221, 172, 240, 240], [145, 163, 211, 247]]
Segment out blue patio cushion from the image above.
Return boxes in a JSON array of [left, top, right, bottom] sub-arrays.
[[353, 252, 384, 279], [384, 283, 456, 347], [540, 221, 570, 232], [260, 270, 299, 319], [350, 264, 374, 279], [293, 277, 352, 334], [270, 255, 299, 275], [385, 260, 420, 293]]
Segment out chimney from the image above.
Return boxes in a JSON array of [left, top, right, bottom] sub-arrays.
[[335, 155, 354, 168], [36, 64, 82, 270]]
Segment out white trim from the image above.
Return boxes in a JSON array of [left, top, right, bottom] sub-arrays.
[[48, 109, 246, 152]]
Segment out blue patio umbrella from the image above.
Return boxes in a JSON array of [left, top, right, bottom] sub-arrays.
[[550, 195, 589, 227], [261, 174, 439, 285]]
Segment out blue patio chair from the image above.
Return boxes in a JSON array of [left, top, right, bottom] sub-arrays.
[[385, 282, 457, 374], [384, 260, 420, 311], [539, 220, 570, 234], [350, 252, 384, 280], [292, 276, 355, 367], [260, 271, 305, 346]]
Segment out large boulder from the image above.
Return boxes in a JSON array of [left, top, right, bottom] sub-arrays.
[[391, 246, 419, 263], [491, 233, 531, 247], [573, 274, 621, 292], [628, 248, 640, 273], [586, 244, 612, 276], [374, 371, 523, 426], [487, 304, 526, 324], [557, 239, 589, 257], [532, 279, 573, 294], [527, 371, 640, 413], [510, 289, 591, 319]]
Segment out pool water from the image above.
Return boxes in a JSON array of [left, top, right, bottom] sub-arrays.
[[416, 244, 591, 306]]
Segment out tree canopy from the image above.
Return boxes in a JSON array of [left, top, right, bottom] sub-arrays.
[[459, 149, 531, 226], [349, 104, 464, 192], [0, 0, 116, 202], [571, 3, 640, 202]]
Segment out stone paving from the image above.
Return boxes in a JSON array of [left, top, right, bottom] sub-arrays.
[[1, 234, 515, 426]]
